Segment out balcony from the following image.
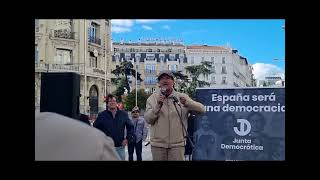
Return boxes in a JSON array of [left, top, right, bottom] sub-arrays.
[[89, 36, 101, 45], [233, 71, 240, 78], [35, 63, 83, 74], [35, 63, 110, 80], [52, 29, 75, 40]]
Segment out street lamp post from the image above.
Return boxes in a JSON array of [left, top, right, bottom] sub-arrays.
[[105, 46, 107, 100], [84, 19, 88, 115], [135, 60, 138, 107]]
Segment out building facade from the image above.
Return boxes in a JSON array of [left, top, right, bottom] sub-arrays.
[[257, 76, 285, 87], [111, 40, 187, 94], [35, 19, 112, 116], [185, 45, 254, 88]]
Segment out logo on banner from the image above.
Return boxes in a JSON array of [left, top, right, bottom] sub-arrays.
[[234, 119, 251, 136]]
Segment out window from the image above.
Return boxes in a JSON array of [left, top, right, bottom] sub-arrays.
[[114, 48, 119, 52], [211, 76, 216, 84], [168, 64, 177, 72], [125, 54, 131, 61], [89, 52, 97, 68], [212, 66, 216, 73], [55, 49, 72, 64], [191, 57, 194, 64], [152, 77, 157, 84], [146, 54, 155, 61], [89, 22, 100, 44], [222, 57, 226, 64], [169, 54, 175, 61], [147, 48, 152, 52], [222, 77, 227, 84], [135, 54, 141, 61], [222, 66, 227, 74], [144, 77, 149, 84], [35, 44, 38, 63], [115, 54, 120, 61], [145, 76, 157, 84], [90, 23, 97, 38], [211, 57, 214, 64], [145, 64, 156, 74], [160, 55, 164, 61]]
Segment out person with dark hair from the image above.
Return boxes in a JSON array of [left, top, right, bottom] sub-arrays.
[[93, 94, 134, 160]]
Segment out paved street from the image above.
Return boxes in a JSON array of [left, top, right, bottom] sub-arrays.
[[124, 114, 153, 161], [125, 141, 152, 161]]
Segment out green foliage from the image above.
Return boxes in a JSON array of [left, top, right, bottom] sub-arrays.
[[111, 60, 144, 102], [111, 60, 143, 93], [123, 89, 150, 111], [175, 61, 212, 99], [111, 77, 127, 102]]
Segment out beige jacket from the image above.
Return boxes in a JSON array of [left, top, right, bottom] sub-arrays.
[[35, 112, 120, 161], [144, 90, 205, 148]]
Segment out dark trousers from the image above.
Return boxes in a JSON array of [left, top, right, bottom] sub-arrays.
[[128, 140, 142, 161]]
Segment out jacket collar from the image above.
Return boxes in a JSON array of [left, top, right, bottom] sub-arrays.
[[167, 89, 178, 98]]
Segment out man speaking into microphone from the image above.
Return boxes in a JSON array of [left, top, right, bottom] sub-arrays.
[[144, 70, 205, 161]]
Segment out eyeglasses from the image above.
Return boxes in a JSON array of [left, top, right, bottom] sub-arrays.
[[132, 111, 139, 113]]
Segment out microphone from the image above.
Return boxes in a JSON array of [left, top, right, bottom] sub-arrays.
[[171, 96, 180, 106], [160, 87, 167, 96], [158, 87, 167, 107]]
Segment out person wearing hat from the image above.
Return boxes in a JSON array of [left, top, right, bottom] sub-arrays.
[[127, 106, 148, 161], [144, 70, 205, 161]]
